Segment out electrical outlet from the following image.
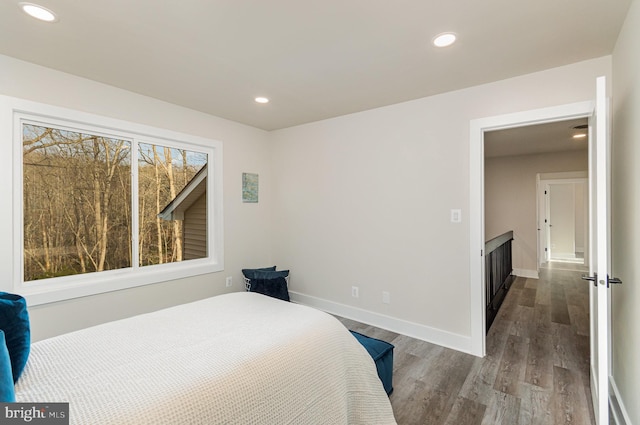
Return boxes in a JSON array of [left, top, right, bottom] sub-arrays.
[[351, 286, 359, 298], [225, 276, 233, 287], [382, 291, 390, 304]]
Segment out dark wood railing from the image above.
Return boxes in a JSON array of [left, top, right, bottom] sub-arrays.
[[485, 230, 514, 332]]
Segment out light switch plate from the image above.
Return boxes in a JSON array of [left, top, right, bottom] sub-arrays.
[[451, 209, 462, 223]]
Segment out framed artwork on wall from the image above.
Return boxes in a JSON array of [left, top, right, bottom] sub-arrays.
[[242, 172, 259, 203]]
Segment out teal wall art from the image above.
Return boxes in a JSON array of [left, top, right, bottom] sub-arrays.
[[242, 172, 259, 203]]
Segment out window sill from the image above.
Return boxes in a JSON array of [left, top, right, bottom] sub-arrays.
[[17, 260, 223, 306]]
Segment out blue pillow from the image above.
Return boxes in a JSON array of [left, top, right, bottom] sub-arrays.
[[0, 292, 30, 383], [253, 270, 289, 280], [249, 270, 290, 302], [241, 266, 277, 280], [0, 330, 16, 402]]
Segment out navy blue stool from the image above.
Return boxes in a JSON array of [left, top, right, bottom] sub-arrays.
[[350, 330, 394, 395]]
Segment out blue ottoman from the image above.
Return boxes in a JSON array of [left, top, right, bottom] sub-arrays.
[[350, 331, 394, 395]]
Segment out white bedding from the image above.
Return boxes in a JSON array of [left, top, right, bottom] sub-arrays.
[[15, 292, 396, 425]]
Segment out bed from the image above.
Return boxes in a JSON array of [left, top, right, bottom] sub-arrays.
[[14, 292, 397, 425]]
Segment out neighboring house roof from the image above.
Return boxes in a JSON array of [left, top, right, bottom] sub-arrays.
[[158, 164, 207, 221]]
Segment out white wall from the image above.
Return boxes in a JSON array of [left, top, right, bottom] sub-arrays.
[[611, 0, 640, 422], [270, 57, 610, 352], [0, 55, 274, 341], [485, 151, 588, 274]]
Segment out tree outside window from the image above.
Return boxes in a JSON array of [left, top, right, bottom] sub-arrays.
[[23, 123, 207, 282]]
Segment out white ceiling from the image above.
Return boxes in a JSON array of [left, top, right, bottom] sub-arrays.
[[0, 1, 631, 131], [484, 118, 589, 158]]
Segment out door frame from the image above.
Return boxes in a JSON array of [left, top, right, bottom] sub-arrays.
[[469, 100, 593, 356]]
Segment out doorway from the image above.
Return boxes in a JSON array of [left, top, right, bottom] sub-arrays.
[[537, 174, 589, 269], [471, 78, 613, 424], [549, 182, 582, 261], [483, 120, 589, 279], [469, 100, 594, 356]]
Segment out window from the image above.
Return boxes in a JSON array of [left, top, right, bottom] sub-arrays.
[[137, 142, 209, 266], [4, 96, 223, 305], [23, 124, 133, 280]]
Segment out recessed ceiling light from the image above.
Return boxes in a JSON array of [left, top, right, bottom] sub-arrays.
[[19, 2, 57, 22], [254, 97, 269, 104], [433, 32, 457, 48], [573, 133, 587, 139]]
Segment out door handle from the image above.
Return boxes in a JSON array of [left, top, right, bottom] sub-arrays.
[[582, 274, 623, 287], [609, 276, 623, 285], [582, 274, 597, 287]]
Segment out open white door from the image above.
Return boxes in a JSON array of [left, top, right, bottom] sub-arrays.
[[584, 75, 620, 424]]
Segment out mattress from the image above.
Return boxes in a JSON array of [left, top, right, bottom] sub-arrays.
[[14, 292, 396, 425]]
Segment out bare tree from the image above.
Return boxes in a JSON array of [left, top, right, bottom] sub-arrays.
[[23, 124, 203, 281], [160, 147, 182, 262], [23, 125, 131, 280], [152, 145, 164, 264]]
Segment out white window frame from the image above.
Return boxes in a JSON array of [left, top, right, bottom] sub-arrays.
[[1, 95, 224, 306]]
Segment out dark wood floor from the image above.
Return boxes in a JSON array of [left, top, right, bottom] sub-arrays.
[[338, 264, 594, 425]]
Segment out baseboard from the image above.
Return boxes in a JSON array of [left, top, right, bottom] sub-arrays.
[[610, 377, 632, 425], [289, 291, 473, 355], [551, 251, 577, 260], [513, 268, 539, 279]]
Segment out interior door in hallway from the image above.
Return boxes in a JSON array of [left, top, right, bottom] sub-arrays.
[[548, 183, 576, 261]]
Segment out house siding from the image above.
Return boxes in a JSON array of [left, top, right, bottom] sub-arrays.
[[184, 193, 207, 260]]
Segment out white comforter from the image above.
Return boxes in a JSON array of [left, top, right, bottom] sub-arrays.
[[15, 292, 396, 424]]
